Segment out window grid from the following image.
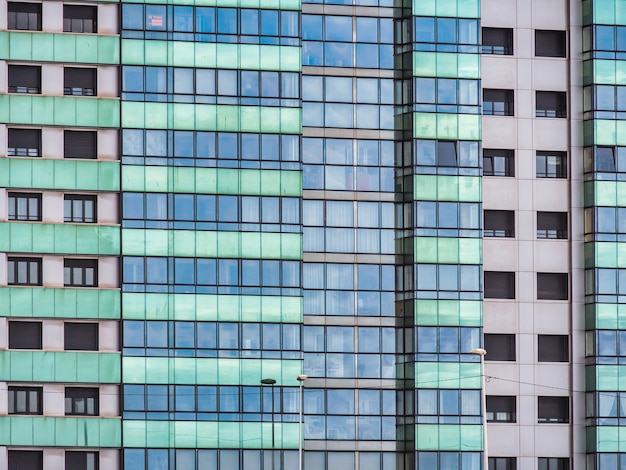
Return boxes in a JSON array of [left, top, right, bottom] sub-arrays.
[[65, 388, 99, 416], [8, 257, 42, 286], [8, 192, 41, 221], [64, 195, 97, 223], [8, 386, 43, 415], [64, 259, 98, 287]]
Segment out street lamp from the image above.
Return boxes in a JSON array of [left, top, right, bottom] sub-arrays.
[[297, 374, 308, 470], [261, 378, 277, 470], [470, 348, 488, 470]]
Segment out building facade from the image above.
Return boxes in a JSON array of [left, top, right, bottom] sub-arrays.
[[0, 0, 618, 468]]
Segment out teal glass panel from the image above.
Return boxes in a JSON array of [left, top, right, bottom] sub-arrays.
[[0, 159, 119, 191], [414, 238, 482, 264], [594, 365, 626, 390], [413, 113, 480, 140], [415, 424, 482, 451], [121, 167, 301, 196], [413, 362, 481, 389], [122, 40, 301, 71], [586, 242, 626, 268], [414, 175, 481, 202], [413, 52, 480, 79], [588, 181, 626, 207], [415, 299, 482, 327], [412, 0, 479, 17], [0, 417, 120, 447], [0, 351, 120, 383], [0, 223, 119, 255], [594, 426, 626, 452], [0, 32, 119, 64], [121, 102, 301, 134], [0, 95, 119, 127], [121, 0, 301, 8], [122, 357, 302, 386]]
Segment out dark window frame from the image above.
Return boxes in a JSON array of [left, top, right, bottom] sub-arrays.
[[484, 271, 516, 299], [538, 335, 569, 363], [484, 334, 516, 361], [64, 194, 97, 223], [64, 67, 97, 96], [482, 27, 513, 55], [64, 322, 99, 351], [8, 320, 42, 350], [538, 457, 569, 470], [536, 151, 567, 178], [538, 396, 569, 423], [8, 192, 42, 221], [8, 257, 42, 286], [536, 91, 567, 118], [65, 387, 99, 416], [64, 259, 98, 287], [483, 149, 514, 177], [535, 30, 567, 58], [486, 395, 516, 423], [537, 273, 569, 300], [7, 2, 42, 31], [8, 450, 43, 470], [537, 212, 568, 239], [483, 89, 514, 116], [63, 4, 97, 33], [64, 130, 97, 159], [488, 457, 517, 470], [8, 64, 41, 94], [484, 210, 515, 237], [8, 386, 43, 415], [8, 128, 42, 157]]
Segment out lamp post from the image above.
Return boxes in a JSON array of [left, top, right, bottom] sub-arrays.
[[261, 378, 277, 470], [471, 348, 488, 470], [297, 374, 308, 470]]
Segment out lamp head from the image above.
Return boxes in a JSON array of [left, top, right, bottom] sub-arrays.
[[470, 348, 487, 356], [261, 378, 277, 385]]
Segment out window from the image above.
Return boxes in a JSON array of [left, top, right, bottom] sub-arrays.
[[483, 89, 514, 116], [7, 2, 41, 31], [8, 128, 41, 157], [8, 451, 43, 470], [536, 91, 567, 118], [538, 458, 569, 470], [537, 212, 568, 239], [536, 151, 567, 178], [538, 396, 569, 423], [64, 259, 98, 287], [64, 130, 97, 159], [535, 30, 566, 58], [489, 458, 516, 470], [484, 271, 515, 299], [8, 386, 42, 414], [65, 322, 98, 351], [8, 192, 41, 221], [486, 396, 516, 422], [483, 149, 514, 176], [63, 5, 97, 33], [64, 68, 97, 96], [8, 65, 41, 94], [482, 28, 513, 55], [8, 257, 42, 286], [66, 452, 99, 470], [65, 388, 99, 415], [9, 321, 42, 349], [484, 210, 514, 237], [538, 335, 569, 362], [64, 195, 97, 223], [537, 273, 568, 300], [484, 334, 516, 361]]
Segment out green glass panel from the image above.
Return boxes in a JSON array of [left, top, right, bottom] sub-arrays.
[[0, 159, 119, 191], [413, 52, 480, 79], [594, 365, 626, 390], [122, 0, 300, 7], [0, 351, 119, 383], [123, 357, 302, 386], [414, 175, 480, 202], [0, 417, 122, 447], [415, 424, 482, 451], [594, 426, 626, 452], [413, 113, 480, 140], [122, 167, 301, 196], [122, 39, 301, 71], [413, 238, 481, 264], [0, 223, 119, 255]]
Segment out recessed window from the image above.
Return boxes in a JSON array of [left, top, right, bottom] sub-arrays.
[[66, 452, 99, 470], [65, 387, 99, 415], [484, 334, 516, 361], [482, 28, 513, 55], [483, 89, 514, 116], [486, 395, 516, 422], [538, 335, 569, 362], [65, 322, 98, 351], [8, 257, 42, 286], [538, 457, 569, 470], [64, 195, 97, 223], [63, 5, 97, 33], [488, 457, 516, 470], [64, 259, 98, 287], [536, 91, 567, 118], [536, 151, 567, 178], [8, 386, 42, 415], [483, 149, 514, 177], [8, 192, 41, 221], [64, 68, 97, 96], [9, 320, 42, 349], [592, 146, 616, 172], [535, 30, 566, 58], [64, 130, 97, 159], [538, 396, 569, 423], [484, 271, 515, 299], [8, 450, 43, 470], [7, 2, 42, 31], [537, 273, 569, 300], [8, 128, 41, 157], [8, 65, 41, 94], [484, 210, 515, 237], [537, 212, 568, 239]]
